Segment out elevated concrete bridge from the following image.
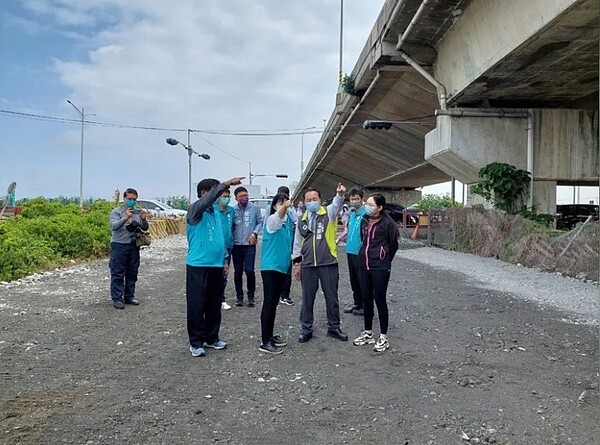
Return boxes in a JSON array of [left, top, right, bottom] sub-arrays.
[[297, 0, 598, 212]]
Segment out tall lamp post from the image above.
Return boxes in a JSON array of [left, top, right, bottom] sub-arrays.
[[67, 100, 89, 208], [339, 0, 344, 84], [247, 161, 288, 185], [166, 129, 210, 204], [300, 126, 316, 179]]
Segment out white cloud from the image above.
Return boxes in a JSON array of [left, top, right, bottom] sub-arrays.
[[6, 0, 386, 199]]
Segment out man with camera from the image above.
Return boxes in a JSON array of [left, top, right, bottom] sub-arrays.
[[109, 188, 149, 309]]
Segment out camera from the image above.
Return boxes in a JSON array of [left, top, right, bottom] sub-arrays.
[[125, 219, 141, 233]]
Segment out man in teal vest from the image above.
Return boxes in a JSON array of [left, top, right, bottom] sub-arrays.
[[214, 189, 236, 311], [338, 186, 367, 316], [186, 176, 244, 358], [293, 183, 348, 343]]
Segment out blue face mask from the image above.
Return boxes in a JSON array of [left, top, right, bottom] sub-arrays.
[[125, 199, 137, 208], [364, 205, 375, 216], [219, 197, 231, 206], [306, 201, 320, 213]]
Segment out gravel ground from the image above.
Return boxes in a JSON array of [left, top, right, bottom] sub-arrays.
[[395, 245, 599, 326], [1, 234, 598, 445]]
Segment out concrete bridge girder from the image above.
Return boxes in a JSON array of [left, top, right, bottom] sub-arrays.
[[435, 0, 599, 107], [296, 0, 598, 213]]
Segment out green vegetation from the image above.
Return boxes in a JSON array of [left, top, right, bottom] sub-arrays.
[[471, 162, 531, 214], [158, 195, 189, 210], [470, 162, 554, 227], [0, 198, 113, 282], [412, 194, 463, 210], [342, 74, 357, 96]]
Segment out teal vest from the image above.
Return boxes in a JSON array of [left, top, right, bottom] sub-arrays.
[[186, 208, 226, 267], [346, 206, 366, 255], [260, 218, 292, 274], [214, 204, 235, 249]]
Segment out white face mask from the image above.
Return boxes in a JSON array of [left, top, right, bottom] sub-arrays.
[[306, 201, 320, 213]]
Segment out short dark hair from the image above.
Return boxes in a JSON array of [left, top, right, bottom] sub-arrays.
[[197, 179, 220, 197], [276, 186, 290, 197], [303, 187, 321, 199], [269, 193, 288, 215], [123, 188, 138, 198], [368, 193, 386, 209], [348, 186, 363, 198], [234, 186, 248, 197]]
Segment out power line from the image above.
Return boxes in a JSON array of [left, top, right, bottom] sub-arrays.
[[0, 108, 435, 137], [0, 108, 327, 136], [190, 131, 249, 164]]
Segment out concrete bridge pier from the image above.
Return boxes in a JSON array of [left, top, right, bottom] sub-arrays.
[[424, 108, 598, 215]]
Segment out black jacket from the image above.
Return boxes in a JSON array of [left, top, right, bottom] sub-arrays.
[[358, 212, 399, 271]]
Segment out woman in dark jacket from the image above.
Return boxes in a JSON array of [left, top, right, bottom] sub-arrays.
[[353, 193, 399, 352]]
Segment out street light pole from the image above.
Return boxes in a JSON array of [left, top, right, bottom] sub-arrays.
[[166, 131, 210, 204], [67, 100, 85, 208], [245, 158, 286, 186], [339, 0, 344, 84], [300, 126, 316, 178], [187, 129, 193, 203]]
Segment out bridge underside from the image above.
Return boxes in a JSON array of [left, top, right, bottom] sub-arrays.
[[298, 0, 598, 204]]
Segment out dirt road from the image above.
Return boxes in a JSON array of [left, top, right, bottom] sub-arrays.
[[1, 236, 598, 444]]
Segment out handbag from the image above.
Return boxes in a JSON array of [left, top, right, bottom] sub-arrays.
[[135, 230, 152, 247]]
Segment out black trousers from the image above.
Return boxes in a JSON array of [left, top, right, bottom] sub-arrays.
[[109, 242, 140, 302], [346, 253, 363, 308], [279, 265, 292, 299], [186, 265, 223, 348], [358, 268, 391, 334], [232, 245, 256, 299], [260, 270, 286, 343]]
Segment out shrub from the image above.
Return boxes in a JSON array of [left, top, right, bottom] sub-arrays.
[[412, 194, 462, 210], [0, 198, 112, 281]]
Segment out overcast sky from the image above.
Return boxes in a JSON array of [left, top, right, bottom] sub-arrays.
[[1, 0, 596, 205], [0, 0, 387, 201]]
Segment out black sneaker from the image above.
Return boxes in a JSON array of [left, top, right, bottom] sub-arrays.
[[352, 308, 364, 316], [279, 297, 295, 306], [235, 298, 244, 307], [259, 342, 283, 355], [112, 300, 125, 309], [271, 334, 288, 347], [247, 299, 255, 307], [125, 297, 139, 306]]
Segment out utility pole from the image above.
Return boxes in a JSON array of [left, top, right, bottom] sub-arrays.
[[300, 126, 316, 178], [67, 100, 86, 208], [339, 0, 344, 84], [187, 129, 192, 203]]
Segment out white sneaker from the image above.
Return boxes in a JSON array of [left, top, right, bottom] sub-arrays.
[[189, 345, 206, 357], [373, 335, 389, 352], [221, 301, 232, 310], [353, 331, 375, 346]]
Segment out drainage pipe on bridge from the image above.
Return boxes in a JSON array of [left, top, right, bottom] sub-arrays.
[[435, 109, 535, 208]]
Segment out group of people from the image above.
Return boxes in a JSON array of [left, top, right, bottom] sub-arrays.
[[108, 177, 399, 357]]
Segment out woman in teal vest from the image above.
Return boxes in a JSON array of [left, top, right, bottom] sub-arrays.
[[259, 193, 293, 354]]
